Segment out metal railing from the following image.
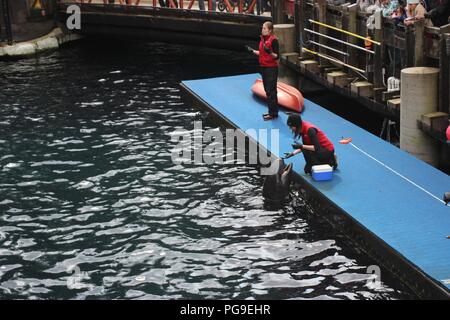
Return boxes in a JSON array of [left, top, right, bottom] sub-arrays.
[[295, 0, 450, 113], [62, 0, 270, 15]]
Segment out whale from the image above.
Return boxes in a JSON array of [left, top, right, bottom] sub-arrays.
[[262, 158, 293, 203]]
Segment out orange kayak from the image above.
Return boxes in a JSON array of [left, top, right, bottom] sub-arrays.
[[251, 79, 304, 113]]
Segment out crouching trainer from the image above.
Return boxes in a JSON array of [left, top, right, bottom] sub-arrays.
[[284, 114, 338, 174]]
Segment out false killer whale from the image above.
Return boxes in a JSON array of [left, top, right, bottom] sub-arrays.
[[262, 158, 293, 203]]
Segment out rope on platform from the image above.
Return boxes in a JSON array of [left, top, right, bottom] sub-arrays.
[[349, 142, 446, 205], [309, 19, 381, 46]]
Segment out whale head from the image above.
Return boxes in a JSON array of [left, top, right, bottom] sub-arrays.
[[262, 158, 293, 204]]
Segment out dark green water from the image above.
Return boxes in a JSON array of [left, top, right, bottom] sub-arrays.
[[0, 39, 414, 299]]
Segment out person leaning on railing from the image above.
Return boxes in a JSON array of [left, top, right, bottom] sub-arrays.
[[391, 3, 408, 24], [404, 0, 433, 26], [424, 0, 450, 27]]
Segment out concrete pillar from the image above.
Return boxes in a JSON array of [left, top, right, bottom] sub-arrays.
[[274, 24, 297, 86], [400, 67, 440, 166], [274, 24, 296, 53]]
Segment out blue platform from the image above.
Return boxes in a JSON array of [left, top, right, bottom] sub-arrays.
[[181, 73, 450, 296]]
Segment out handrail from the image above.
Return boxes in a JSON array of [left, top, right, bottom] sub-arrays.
[[308, 39, 349, 56], [302, 47, 366, 73], [305, 28, 375, 54], [309, 19, 381, 46]]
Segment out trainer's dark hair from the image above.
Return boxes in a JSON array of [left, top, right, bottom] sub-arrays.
[[287, 113, 302, 138]]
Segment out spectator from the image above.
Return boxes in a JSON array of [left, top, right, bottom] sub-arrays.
[[381, 0, 399, 16], [404, 0, 433, 25], [424, 0, 450, 26], [391, 4, 408, 23]]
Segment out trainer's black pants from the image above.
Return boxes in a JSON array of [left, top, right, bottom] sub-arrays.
[[302, 149, 336, 173], [260, 66, 279, 116]]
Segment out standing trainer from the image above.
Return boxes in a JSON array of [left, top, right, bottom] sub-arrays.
[[248, 21, 280, 121]]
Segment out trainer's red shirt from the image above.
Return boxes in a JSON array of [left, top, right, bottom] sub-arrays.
[[301, 121, 334, 151], [259, 34, 279, 67]]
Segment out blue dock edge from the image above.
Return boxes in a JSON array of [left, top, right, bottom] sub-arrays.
[[180, 73, 450, 299]]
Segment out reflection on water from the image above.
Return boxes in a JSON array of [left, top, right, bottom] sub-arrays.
[[0, 39, 413, 299]]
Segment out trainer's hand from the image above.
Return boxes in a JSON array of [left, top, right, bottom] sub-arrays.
[[245, 45, 254, 53], [292, 143, 303, 150], [263, 45, 272, 54], [283, 152, 294, 159]]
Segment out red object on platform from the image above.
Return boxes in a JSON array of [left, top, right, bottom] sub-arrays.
[[251, 79, 304, 113], [446, 125, 450, 141], [339, 137, 353, 144]]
